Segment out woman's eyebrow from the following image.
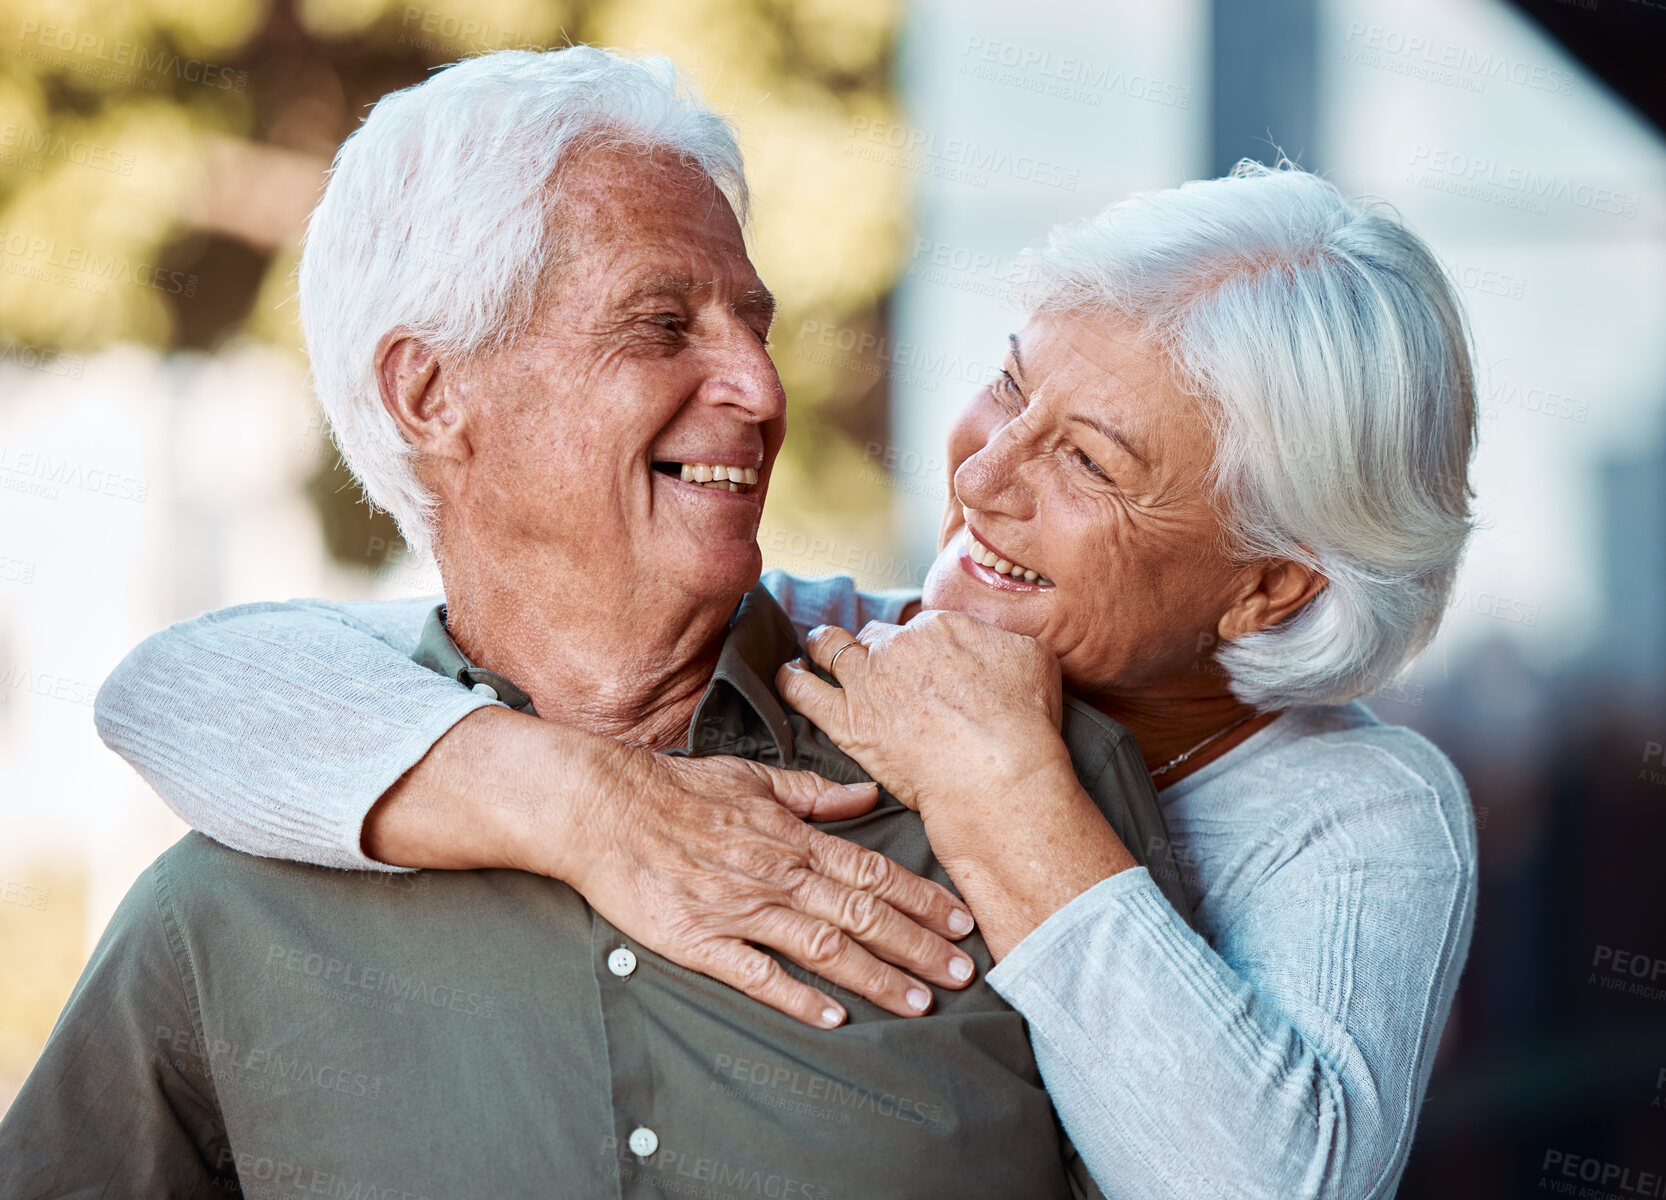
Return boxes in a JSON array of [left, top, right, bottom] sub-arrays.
[[1008, 332, 1025, 378], [1070, 411, 1150, 469]]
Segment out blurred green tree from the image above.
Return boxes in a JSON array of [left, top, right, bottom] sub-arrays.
[[0, 0, 911, 574]]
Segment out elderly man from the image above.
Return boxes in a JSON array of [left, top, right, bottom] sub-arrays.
[[0, 47, 1183, 1198]]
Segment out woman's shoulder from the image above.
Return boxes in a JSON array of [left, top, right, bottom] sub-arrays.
[[1273, 702, 1466, 802], [1189, 702, 1476, 867]]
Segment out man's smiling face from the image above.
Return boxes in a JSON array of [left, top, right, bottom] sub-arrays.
[[434, 140, 785, 613]]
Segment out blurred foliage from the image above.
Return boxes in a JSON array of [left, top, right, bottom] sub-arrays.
[[0, 867, 84, 1108], [0, 0, 911, 568]]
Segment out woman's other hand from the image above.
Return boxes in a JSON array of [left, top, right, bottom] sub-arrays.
[[778, 612, 1136, 958], [777, 611, 1070, 814]]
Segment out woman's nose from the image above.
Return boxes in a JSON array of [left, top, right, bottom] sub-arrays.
[[953, 421, 1033, 517]]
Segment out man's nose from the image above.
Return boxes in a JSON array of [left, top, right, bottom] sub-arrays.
[[700, 325, 786, 422]]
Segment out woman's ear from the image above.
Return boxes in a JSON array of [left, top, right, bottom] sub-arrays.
[[374, 328, 471, 463], [1217, 558, 1327, 642]]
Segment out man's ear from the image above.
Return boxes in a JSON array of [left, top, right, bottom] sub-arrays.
[[374, 328, 470, 463], [1217, 558, 1328, 642]]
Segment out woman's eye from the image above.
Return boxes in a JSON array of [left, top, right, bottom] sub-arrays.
[[993, 368, 1024, 405], [1075, 448, 1108, 480], [648, 313, 685, 333]]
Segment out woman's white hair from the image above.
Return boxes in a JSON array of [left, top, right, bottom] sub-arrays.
[[1018, 161, 1477, 709], [298, 47, 748, 559]]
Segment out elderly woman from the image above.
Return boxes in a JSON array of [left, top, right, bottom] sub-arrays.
[[97, 163, 1476, 1197]]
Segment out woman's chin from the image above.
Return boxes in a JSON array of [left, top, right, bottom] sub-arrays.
[[923, 553, 1038, 633]]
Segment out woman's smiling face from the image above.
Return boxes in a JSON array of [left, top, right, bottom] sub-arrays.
[[922, 313, 1253, 699]]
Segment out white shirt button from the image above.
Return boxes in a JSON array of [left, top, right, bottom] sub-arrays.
[[627, 1126, 658, 1157], [470, 682, 499, 700], [607, 947, 637, 978]]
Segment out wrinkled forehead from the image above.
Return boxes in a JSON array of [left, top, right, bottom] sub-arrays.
[[553, 141, 759, 287]]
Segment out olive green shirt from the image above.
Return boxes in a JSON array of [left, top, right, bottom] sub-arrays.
[[0, 584, 1189, 1199]]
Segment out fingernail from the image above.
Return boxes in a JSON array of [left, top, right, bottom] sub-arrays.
[[906, 986, 931, 1013], [842, 781, 876, 792], [821, 1005, 845, 1028], [807, 625, 828, 640], [948, 956, 973, 982], [948, 909, 975, 936]]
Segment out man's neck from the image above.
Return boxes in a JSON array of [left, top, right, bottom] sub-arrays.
[[441, 569, 737, 752]]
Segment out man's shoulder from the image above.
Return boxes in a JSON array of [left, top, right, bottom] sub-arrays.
[[148, 833, 464, 929]]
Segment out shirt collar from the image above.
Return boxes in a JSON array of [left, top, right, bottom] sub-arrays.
[[409, 584, 799, 765], [413, 605, 539, 715]]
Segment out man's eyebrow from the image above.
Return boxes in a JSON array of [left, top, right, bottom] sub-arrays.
[[734, 285, 777, 322], [614, 272, 694, 309], [1069, 411, 1149, 469], [612, 274, 775, 322]]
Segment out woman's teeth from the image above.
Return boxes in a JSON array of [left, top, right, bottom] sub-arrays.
[[678, 463, 759, 493], [964, 529, 1053, 586]]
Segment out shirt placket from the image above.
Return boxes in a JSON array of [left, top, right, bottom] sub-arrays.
[[592, 912, 663, 1200]]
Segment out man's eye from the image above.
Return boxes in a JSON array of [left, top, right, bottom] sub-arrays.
[[647, 313, 685, 333]]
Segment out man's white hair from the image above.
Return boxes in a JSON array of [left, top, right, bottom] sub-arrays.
[[1018, 161, 1478, 709], [298, 47, 749, 559]]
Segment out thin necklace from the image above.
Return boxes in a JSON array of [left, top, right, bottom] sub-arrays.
[[1149, 712, 1258, 780]]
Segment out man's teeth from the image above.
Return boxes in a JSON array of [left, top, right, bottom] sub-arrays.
[[963, 529, 1053, 586], [677, 463, 759, 492]]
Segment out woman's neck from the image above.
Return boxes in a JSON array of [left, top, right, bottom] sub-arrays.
[[1084, 691, 1283, 788]]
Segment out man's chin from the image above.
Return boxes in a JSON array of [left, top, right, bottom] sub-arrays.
[[665, 541, 764, 602]]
